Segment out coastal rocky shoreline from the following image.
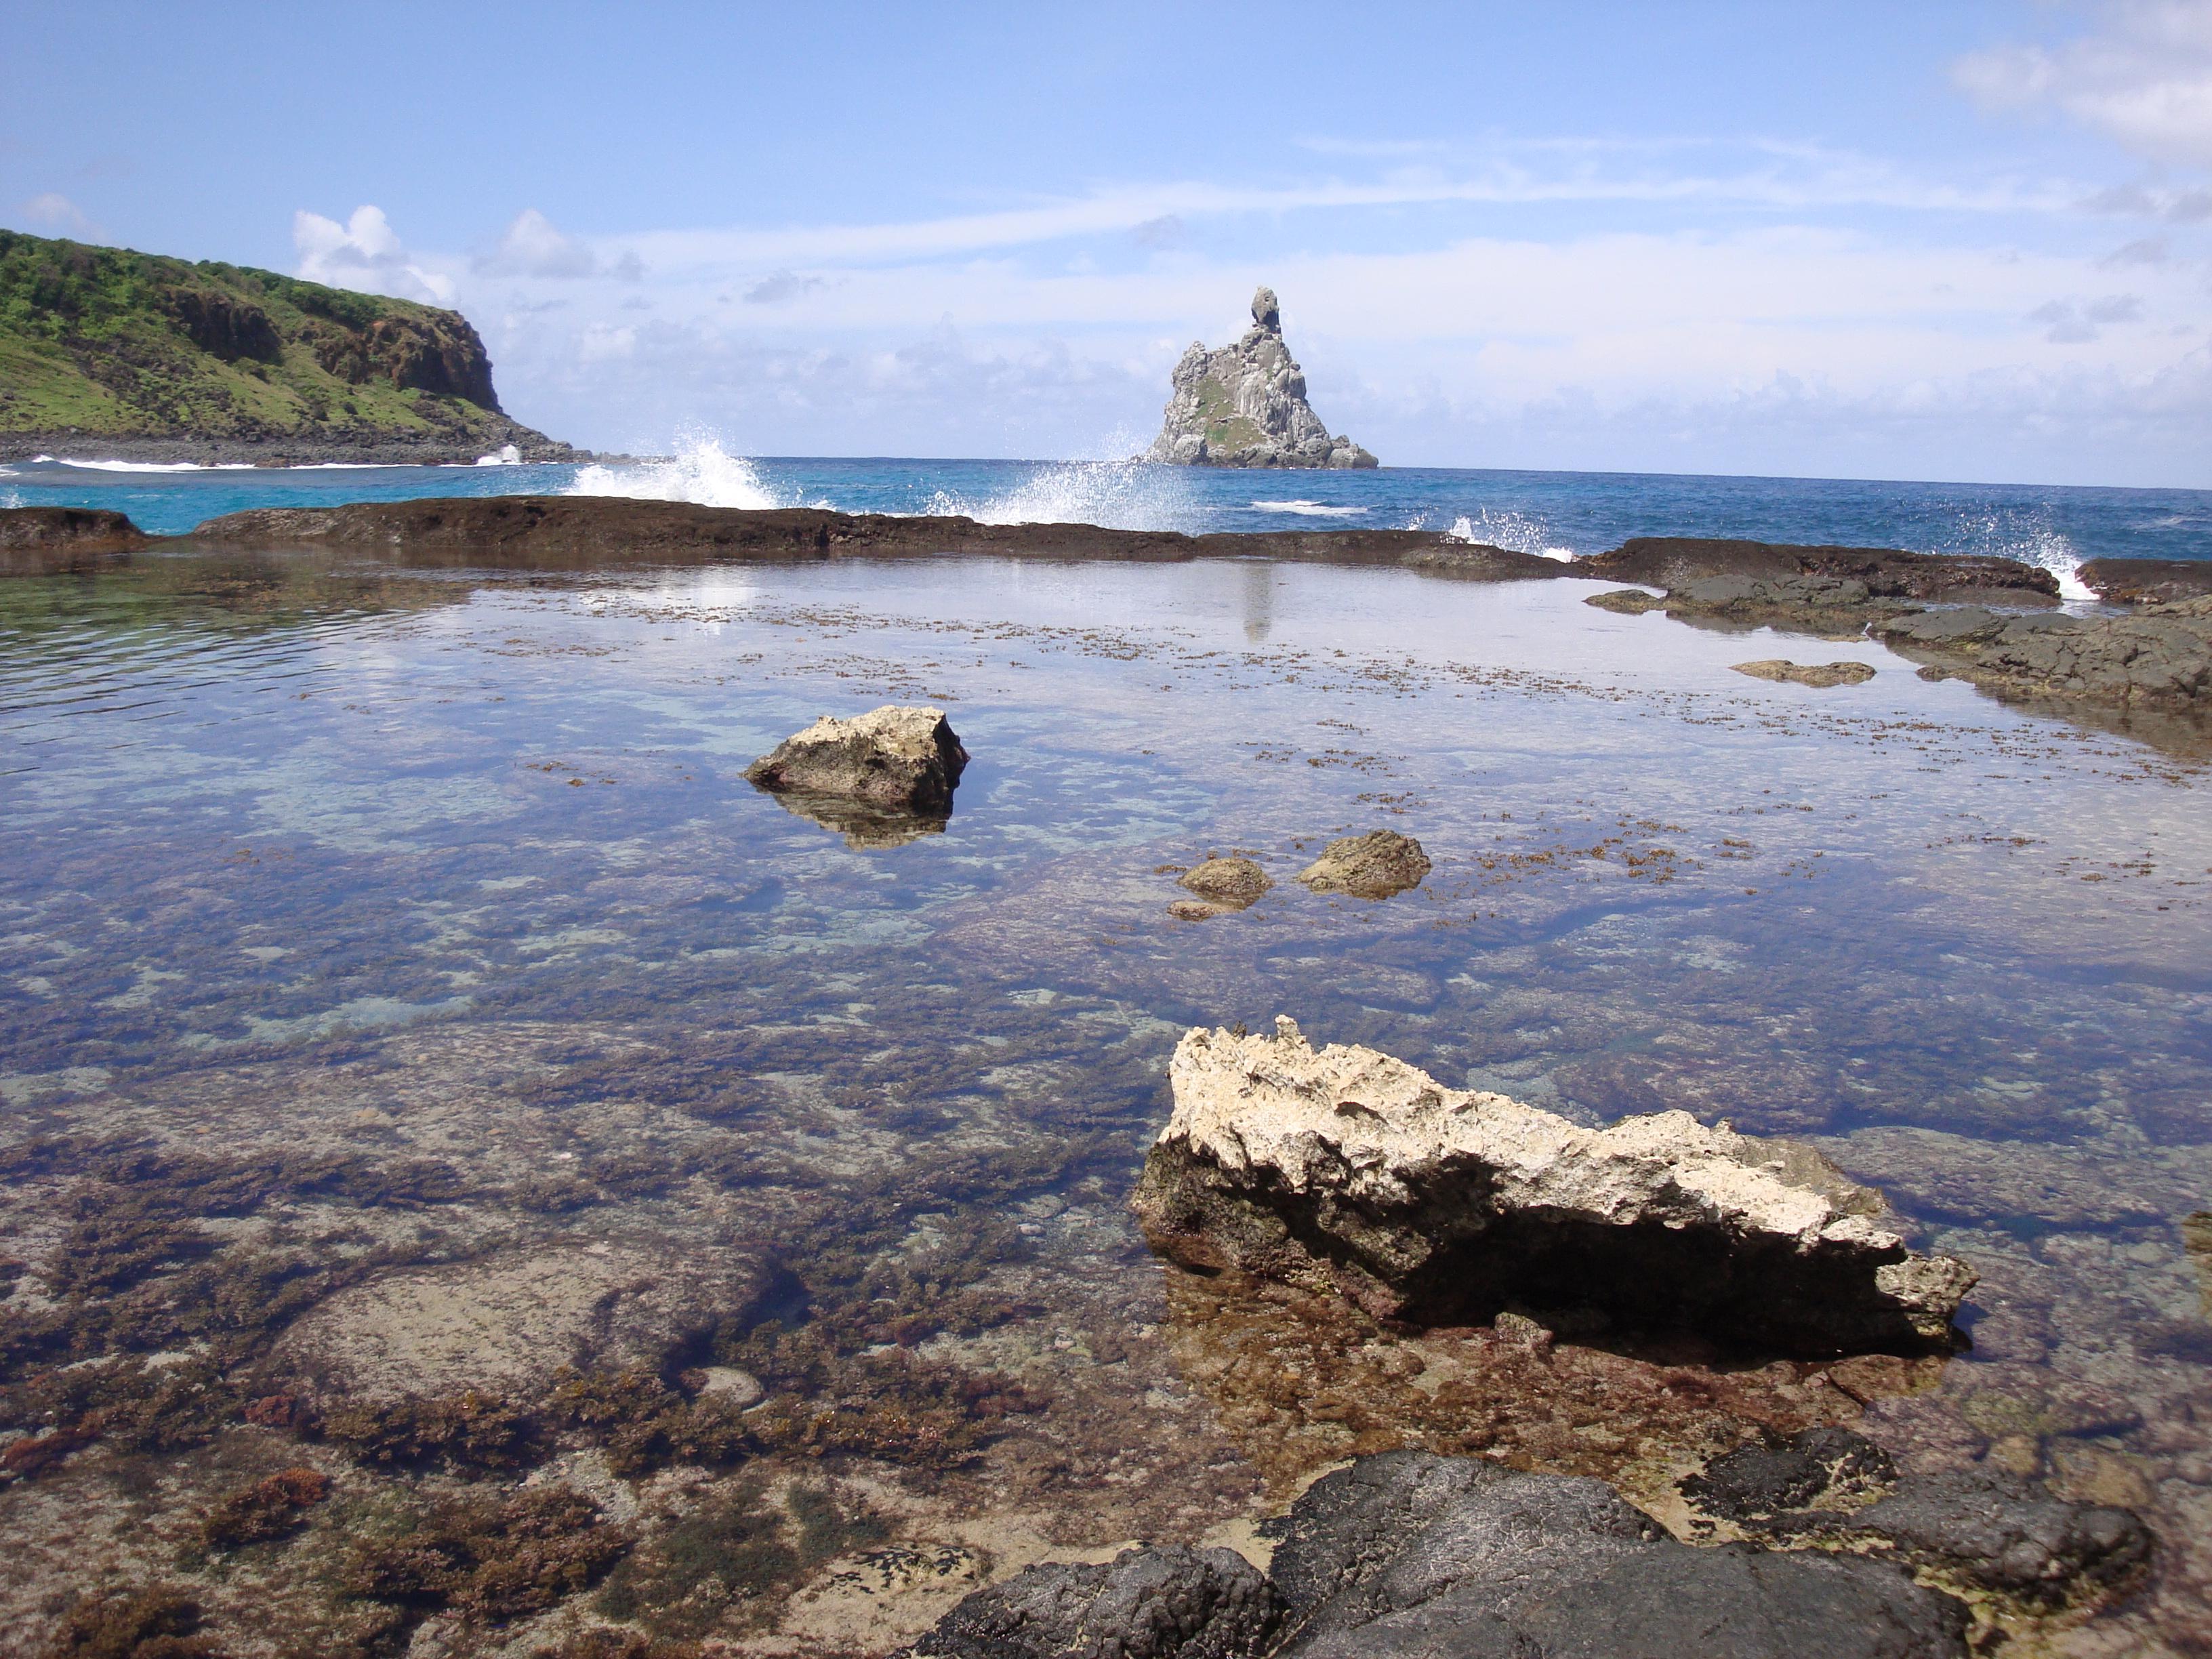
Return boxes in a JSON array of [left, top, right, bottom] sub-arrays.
[[3, 496, 2204, 749], [0, 429, 589, 468]]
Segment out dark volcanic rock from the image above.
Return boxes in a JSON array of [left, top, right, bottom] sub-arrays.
[[0, 506, 152, 575], [912, 1544, 1282, 1659], [1875, 600, 2211, 714], [2078, 557, 2212, 606], [1765, 1469, 2154, 1609], [1295, 831, 1431, 899], [178, 495, 1575, 578], [1681, 1427, 1896, 1521], [1265, 1451, 1969, 1659], [746, 705, 968, 819], [1574, 537, 2058, 603]]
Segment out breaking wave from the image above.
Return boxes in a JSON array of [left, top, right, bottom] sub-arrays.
[[34, 455, 255, 472], [1250, 499, 1366, 518], [1442, 508, 1578, 562], [1939, 511, 2097, 605], [924, 457, 1198, 532], [565, 437, 785, 511]]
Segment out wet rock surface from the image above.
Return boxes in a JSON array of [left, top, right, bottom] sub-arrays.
[[1294, 831, 1431, 899], [1875, 598, 2211, 717], [1732, 659, 1877, 688], [1576, 537, 2059, 604], [0, 506, 152, 575], [1180, 858, 1273, 909], [912, 1544, 1283, 1659], [746, 703, 970, 818], [1146, 287, 1377, 470], [918, 1452, 1982, 1658], [2078, 556, 2212, 605], [1132, 1019, 1975, 1353]]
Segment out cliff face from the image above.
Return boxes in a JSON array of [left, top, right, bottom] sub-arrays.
[[0, 228, 577, 462], [1146, 287, 1376, 469]]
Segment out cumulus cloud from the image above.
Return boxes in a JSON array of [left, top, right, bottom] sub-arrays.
[[2031, 293, 2145, 342], [471, 208, 640, 281], [292, 205, 453, 304], [1957, 1, 2212, 166], [1130, 215, 1185, 249], [18, 192, 100, 238]]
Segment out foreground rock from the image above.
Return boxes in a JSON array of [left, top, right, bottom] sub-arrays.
[[1295, 832, 1430, 899], [1578, 537, 2059, 605], [1732, 658, 1877, 688], [913, 1544, 1282, 1659], [1146, 288, 1377, 469], [2079, 557, 2212, 605], [1875, 600, 2211, 717], [915, 1452, 1980, 1658], [1132, 1019, 1975, 1355], [0, 506, 152, 575], [746, 705, 969, 818]]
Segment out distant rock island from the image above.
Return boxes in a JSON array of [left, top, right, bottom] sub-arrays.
[[0, 228, 579, 465], [1146, 286, 1376, 469]]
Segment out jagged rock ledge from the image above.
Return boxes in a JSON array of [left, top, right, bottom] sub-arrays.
[[1132, 1019, 1976, 1357], [1147, 287, 1377, 469], [0, 506, 152, 575]]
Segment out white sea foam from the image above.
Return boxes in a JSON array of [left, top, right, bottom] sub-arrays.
[[1250, 499, 1366, 518], [565, 437, 784, 510], [1943, 510, 2097, 607], [474, 445, 523, 467], [2011, 527, 2097, 606], [39, 456, 255, 472], [926, 456, 1197, 532], [1443, 509, 1577, 562]]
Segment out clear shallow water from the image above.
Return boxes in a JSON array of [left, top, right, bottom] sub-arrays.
[[1, 550, 2209, 1652], [5, 443, 2210, 586]]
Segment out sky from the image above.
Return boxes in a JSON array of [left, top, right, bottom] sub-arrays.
[[5, 1, 2212, 486]]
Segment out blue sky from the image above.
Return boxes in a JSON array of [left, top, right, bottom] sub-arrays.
[[6, 2, 2211, 485]]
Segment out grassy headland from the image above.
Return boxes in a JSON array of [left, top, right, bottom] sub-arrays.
[[0, 228, 577, 464]]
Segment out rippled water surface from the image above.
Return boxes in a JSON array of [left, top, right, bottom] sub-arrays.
[[1, 548, 2209, 1654]]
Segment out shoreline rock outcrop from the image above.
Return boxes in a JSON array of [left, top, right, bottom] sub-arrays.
[[1146, 289, 1377, 470], [1132, 1019, 1976, 1356], [745, 704, 970, 821], [1732, 658, 1877, 689], [0, 506, 152, 575]]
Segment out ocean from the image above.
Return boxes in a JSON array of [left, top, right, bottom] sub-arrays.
[[6, 441, 2211, 600]]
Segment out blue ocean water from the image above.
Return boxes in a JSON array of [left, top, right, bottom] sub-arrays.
[[5, 441, 2209, 588]]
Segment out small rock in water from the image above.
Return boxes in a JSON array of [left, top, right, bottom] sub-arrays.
[[745, 703, 968, 816], [1295, 830, 1430, 899], [1733, 658, 1877, 688], [1131, 1018, 1978, 1355], [1179, 857, 1271, 909]]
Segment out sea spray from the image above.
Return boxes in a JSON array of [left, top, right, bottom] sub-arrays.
[[925, 457, 1200, 532], [566, 436, 785, 510], [1443, 508, 1578, 561]]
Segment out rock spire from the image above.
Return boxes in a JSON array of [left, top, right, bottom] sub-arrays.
[[1145, 287, 1378, 469]]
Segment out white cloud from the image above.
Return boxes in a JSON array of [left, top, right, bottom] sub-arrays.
[[18, 192, 100, 238], [474, 208, 615, 279], [291, 205, 453, 304], [1957, 1, 2212, 166]]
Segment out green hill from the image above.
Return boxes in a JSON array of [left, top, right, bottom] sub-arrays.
[[0, 228, 577, 463]]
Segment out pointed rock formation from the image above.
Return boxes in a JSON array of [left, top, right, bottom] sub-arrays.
[[1146, 287, 1377, 469]]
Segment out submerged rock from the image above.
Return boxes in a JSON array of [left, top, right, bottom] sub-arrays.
[[1732, 659, 1877, 688], [1146, 288, 1377, 470], [1131, 1019, 1976, 1355], [1179, 857, 1272, 914], [1295, 832, 1430, 899], [746, 703, 969, 818], [268, 1243, 767, 1405], [912, 1543, 1282, 1659]]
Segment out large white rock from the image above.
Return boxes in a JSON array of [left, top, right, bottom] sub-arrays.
[[1131, 1019, 1975, 1355]]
